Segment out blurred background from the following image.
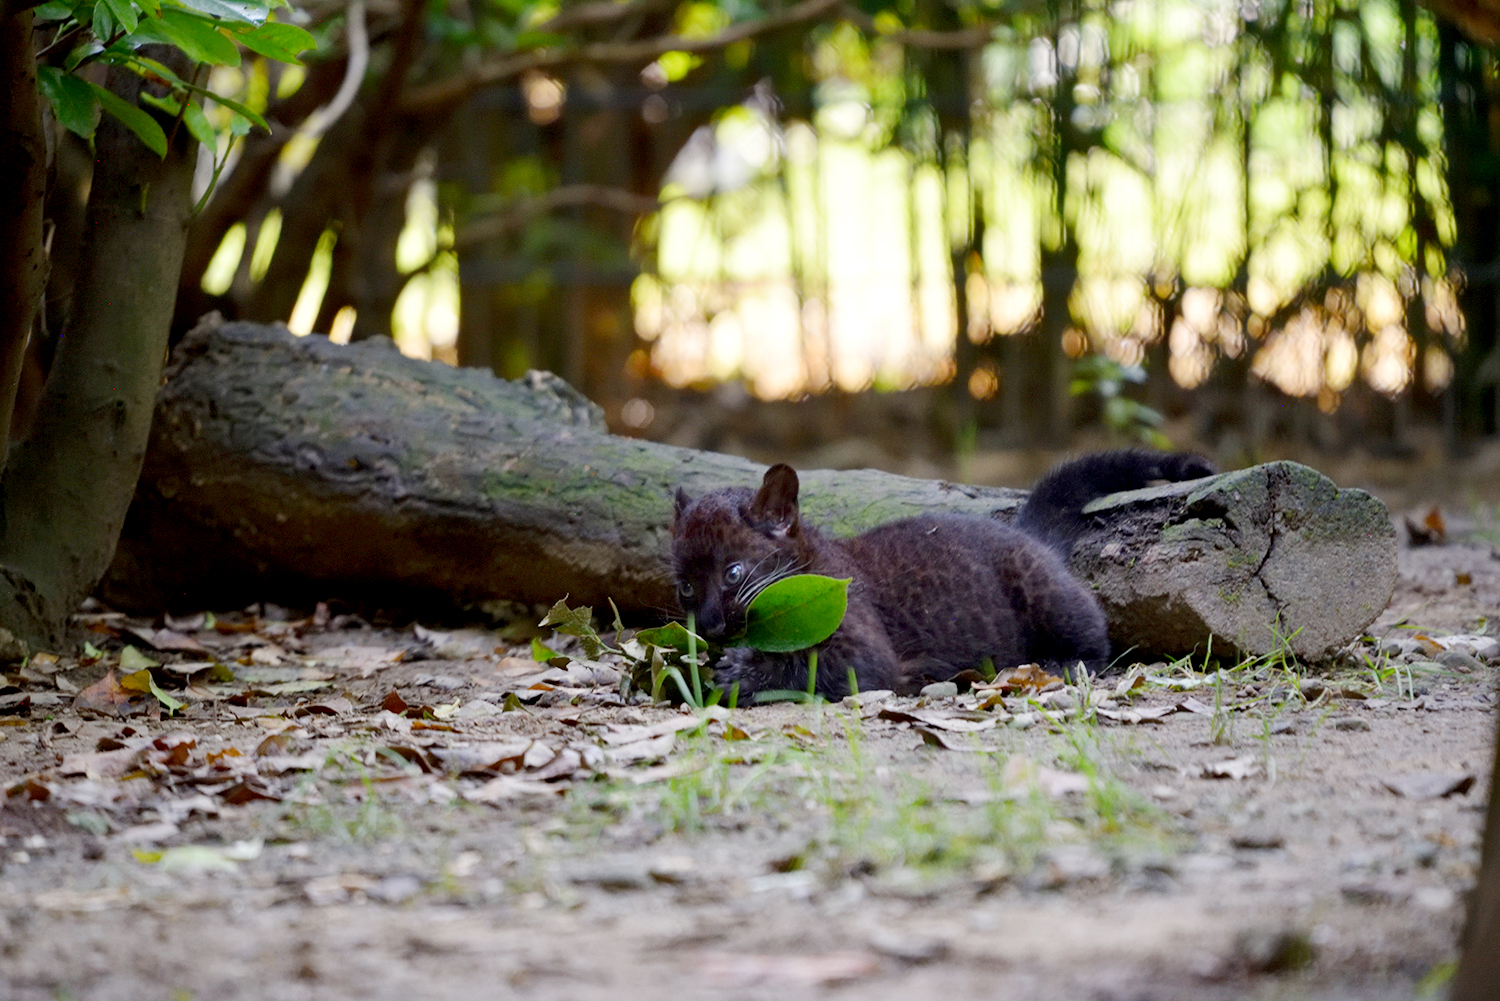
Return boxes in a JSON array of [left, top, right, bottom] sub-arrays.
[[46, 0, 1500, 497]]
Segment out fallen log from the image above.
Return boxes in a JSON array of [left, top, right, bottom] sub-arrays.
[[101, 318, 1396, 662]]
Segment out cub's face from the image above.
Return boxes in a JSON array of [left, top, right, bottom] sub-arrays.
[[670, 466, 805, 642]]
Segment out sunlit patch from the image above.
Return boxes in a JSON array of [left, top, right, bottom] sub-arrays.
[[1423, 344, 1454, 391], [1252, 307, 1327, 397], [1102, 336, 1144, 368], [1424, 277, 1465, 339], [621, 398, 656, 429], [988, 282, 1042, 336], [968, 362, 999, 400], [1168, 318, 1213, 389], [522, 72, 566, 126], [201, 224, 246, 296], [1363, 324, 1415, 396], [328, 306, 356, 345], [1324, 328, 1359, 391], [1062, 329, 1089, 359]]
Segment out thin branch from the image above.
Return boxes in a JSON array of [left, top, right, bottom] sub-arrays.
[[302, 0, 369, 138], [399, 0, 842, 116], [836, 4, 996, 50], [453, 184, 662, 250], [536, 0, 676, 35]]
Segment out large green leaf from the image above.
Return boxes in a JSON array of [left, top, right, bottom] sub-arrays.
[[100, 0, 138, 34], [235, 21, 315, 62], [741, 574, 850, 653], [33, 1, 76, 21], [88, 81, 167, 156], [131, 8, 241, 65], [169, 0, 265, 24], [37, 67, 98, 141]]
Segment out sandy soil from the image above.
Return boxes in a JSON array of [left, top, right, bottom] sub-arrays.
[[0, 502, 1496, 1000]]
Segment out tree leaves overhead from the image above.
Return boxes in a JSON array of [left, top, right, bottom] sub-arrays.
[[236, 21, 316, 63], [32, 0, 304, 168], [132, 9, 244, 66], [88, 80, 169, 155], [36, 67, 98, 141], [740, 575, 850, 653]]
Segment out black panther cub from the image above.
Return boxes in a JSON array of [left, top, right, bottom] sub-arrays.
[[670, 450, 1214, 700]]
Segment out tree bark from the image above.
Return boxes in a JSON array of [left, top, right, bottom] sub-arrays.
[[0, 8, 48, 452], [1452, 701, 1500, 1000], [0, 51, 199, 649], [104, 318, 1395, 664]]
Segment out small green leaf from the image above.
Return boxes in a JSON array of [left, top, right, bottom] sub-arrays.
[[740, 575, 850, 653], [137, 0, 161, 17], [634, 622, 704, 653], [133, 9, 241, 65], [201, 91, 266, 130], [181, 97, 216, 147], [119, 666, 184, 713], [37, 67, 98, 141], [119, 645, 160, 670], [139, 87, 215, 150], [530, 636, 565, 665], [93, 0, 113, 39], [34, 1, 77, 20], [88, 81, 168, 156], [538, 598, 605, 660], [172, 0, 266, 24], [101, 0, 138, 34], [235, 20, 315, 62]]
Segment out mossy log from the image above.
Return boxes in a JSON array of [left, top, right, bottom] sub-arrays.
[[102, 318, 1397, 662]]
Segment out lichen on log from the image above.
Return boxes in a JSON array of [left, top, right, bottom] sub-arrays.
[[103, 318, 1396, 663]]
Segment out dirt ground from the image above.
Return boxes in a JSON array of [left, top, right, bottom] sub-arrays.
[[1, 473, 1497, 1000]]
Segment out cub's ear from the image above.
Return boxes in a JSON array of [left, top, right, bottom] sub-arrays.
[[749, 464, 800, 536], [673, 487, 691, 524]]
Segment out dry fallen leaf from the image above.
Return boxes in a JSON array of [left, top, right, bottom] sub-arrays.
[[1203, 756, 1263, 780], [124, 626, 211, 654], [695, 951, 880, 987], [1095, 704, 1177, 724], [72, 670, 140, 717], [1001, 755, 1089, 797], [973, 664, 1057, 694], [1381, 772, 1475, 800]]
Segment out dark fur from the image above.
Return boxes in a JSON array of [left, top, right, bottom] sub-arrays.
[[670, 450, 1214, 701], [1015, 449, 1216, 557]]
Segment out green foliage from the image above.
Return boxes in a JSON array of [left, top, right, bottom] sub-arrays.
[[538, 575, 849, 707], [739, 574, 850, 653], [32, 0, 313, 169], [536, 598, 716, 706], [1070, 355, 1169, 448]]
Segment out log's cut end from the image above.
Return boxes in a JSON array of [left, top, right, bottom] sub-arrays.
[[1074, 461, 1397, 663]]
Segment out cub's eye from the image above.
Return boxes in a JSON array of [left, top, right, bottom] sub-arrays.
[[678, 581, 695, 599], [724, 563, 745, 585]]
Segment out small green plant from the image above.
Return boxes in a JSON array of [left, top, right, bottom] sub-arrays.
[[1070, 355, 1170, 447], [539, 574, 850, 707]]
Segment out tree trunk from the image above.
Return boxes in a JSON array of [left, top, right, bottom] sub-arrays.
[[1452, 701, 1500, 1000], [0, 7, 48, 451], [104, 318, 1395, 665], [0, 50, 199, 649]]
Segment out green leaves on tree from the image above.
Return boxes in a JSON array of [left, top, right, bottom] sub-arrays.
[[89, 80, 169, 155], [32, 0, 312, 172], [739, 574, 850, 653]]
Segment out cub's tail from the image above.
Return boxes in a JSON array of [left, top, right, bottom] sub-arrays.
[[1014, 449, 1215, 557]]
